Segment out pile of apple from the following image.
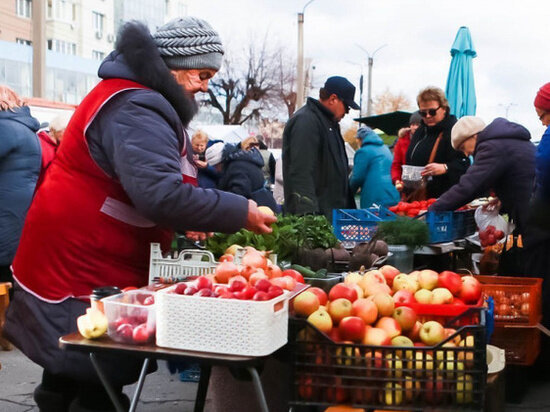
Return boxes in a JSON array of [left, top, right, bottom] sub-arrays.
[[169, 273, 297, 301], [478, 225, 505, 247], [491, 290, 531, 320], [108, 292, 156, 345]]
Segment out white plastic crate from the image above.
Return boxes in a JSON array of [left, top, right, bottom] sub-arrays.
[[148, 243, 217, 284], [155, 285, 289, 356]]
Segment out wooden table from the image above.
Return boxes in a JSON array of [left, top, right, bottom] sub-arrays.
[[59, 333, 270, 412]]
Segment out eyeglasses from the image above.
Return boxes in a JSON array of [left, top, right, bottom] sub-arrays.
[[539, 111, 549, 121], [419, 106, 441, 117]]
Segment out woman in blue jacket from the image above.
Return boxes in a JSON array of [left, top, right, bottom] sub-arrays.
[[350, 126, 399, 208]]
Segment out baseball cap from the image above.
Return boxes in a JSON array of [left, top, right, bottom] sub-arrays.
[[323, 76, 360, 110]]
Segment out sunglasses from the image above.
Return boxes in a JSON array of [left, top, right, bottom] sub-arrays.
[[419, 106, 441, 117]]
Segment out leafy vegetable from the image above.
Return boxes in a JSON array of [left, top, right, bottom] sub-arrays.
[[376, 217, 429, 249], [205, 214, 338, 262]]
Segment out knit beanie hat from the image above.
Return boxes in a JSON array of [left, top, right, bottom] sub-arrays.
[[205, 142, 225, 166], [534, 82, 550, 111], [356, 126, 375, 140], [409, 111, 422, 125], [451, 116, 486, 150], [152, 17, 224, 71]]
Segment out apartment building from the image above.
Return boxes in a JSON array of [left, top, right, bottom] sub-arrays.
[[0, 0, 186, 104]]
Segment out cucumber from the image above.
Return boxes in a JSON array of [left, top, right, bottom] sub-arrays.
[[291, 264, 316, 278]]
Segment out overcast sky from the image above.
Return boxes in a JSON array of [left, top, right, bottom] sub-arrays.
[[187, 0, 549, 139]]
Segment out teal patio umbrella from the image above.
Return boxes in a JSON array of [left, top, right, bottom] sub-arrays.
[[445, 26, 477, 117]]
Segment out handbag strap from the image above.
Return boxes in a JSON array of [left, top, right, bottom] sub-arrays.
[[428, 132, 443, 163]]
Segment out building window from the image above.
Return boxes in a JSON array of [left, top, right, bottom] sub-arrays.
[[47, 39, 77, 55], [47, 0, 75, 21], [16, 0, 32, 18], [16, 38, 32, 46], [92, 50, 105, 61], [92, 11, 104, 36]]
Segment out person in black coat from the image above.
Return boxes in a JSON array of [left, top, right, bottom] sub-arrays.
[[405, 87, 470, 198], [206, 142, 278, 212], [431, 116, 535, 235]]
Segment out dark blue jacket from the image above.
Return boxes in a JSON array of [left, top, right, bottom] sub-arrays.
[[535, 126, 550, 200], [349, 129, 400, 208], [85, 22, 248, 233], [0, 106, 40, 265], [219, 145, 278, 211], [431, 118, 535, 232]]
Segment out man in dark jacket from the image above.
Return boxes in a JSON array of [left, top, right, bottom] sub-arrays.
[[5, 18, 275, 412], [431, 116, 535, 233], [283, 76, 358, 219]]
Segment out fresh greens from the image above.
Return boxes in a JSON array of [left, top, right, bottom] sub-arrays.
[[205, 214, 338, 262], [376, 217, 430, 249]]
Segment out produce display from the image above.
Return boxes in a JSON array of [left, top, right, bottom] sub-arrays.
[[290, 266, 485, 408], [389, 199, 437, 217], [104, 291, 156, 344], [489, 289, 531, 321]]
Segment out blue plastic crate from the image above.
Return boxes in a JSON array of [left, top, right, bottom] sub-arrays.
[[425, 211, 455, 243], [332, 206, 396, 242]]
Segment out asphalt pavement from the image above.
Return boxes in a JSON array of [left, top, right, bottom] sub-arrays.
[[1, 346, 550, 411]]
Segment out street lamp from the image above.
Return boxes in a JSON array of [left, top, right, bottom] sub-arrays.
[[356, 44, 387, 116], [296, 0, 317, 109]]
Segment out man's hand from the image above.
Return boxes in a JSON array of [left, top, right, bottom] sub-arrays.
[[482, 197, 501, 212], [244, 200, 277, 234], [395, 180, 404, 192], [194, 159, 208, 169], [185, 231, 213, 241], [422, 163, 447, 177]]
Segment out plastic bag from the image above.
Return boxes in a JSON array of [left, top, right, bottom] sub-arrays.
[[474, 207, 514, 238]]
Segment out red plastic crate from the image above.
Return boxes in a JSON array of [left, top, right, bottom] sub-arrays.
[[395, 295, 484, 325], [476, 275, 542, 326], [489, 326, 541, 366]]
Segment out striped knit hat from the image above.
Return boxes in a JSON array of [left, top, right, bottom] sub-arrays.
[[152, 17, 224, 71]]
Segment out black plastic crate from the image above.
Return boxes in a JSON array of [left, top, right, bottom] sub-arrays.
[[288, 308, 487, 411]]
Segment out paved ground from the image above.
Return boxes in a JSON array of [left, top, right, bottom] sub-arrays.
[[1, 347, 550, 411]]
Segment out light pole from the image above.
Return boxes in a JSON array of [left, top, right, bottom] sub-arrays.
[[296, 0, 316, 109], [356, 44, 387, 116], [498, 102, 517, 118]]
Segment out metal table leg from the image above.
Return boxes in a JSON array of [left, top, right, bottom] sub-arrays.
[[129, 358, 150, 412], [194, 364, 211, 412], [247, 366, 269, 412], [89, 353, 126, 412]]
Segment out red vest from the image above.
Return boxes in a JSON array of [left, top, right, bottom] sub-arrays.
[[13, 79, 197, 302]]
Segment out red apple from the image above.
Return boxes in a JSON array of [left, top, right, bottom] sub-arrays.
[[392, 306, 417, 332], [339, 316, 366, 342], [308, 287, 328, 306], [183, 285, 198, 295], [328, 298, 353, 325], [362, 327, 391, 345], [407, 321, 423, 342], [379, 265, 400, 287], [195, 276, 213, 290], [196, 288, 213, 297], [293, 291, 320, 317], [375, 316, 402, 339], [351, 298, 378, 325], [329, 283, 358, 303], [451, 298, 466, 306], [438, 271, 462, 296], [267, 285, 284, 299], [393, 290, 416, 306], [282, 269, 304, 283], [252, 291, 270, 301], [459, 276, 482, 303], [329, 326, 342, 342], [174, 283, 187, 295], [371, 293, 395, 317], [255, 278, 272, 293], [115, 323, 133, 342], [228, 277, 247, 292], [132, 323, 150, 344]]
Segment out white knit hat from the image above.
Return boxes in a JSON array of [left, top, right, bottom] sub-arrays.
[[451, 116, 486, 150], [205, 142, 225, 166]]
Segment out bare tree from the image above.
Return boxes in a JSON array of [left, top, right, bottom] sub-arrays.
[[202, 32, 297, 125], [373, 88, 413, 114]]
